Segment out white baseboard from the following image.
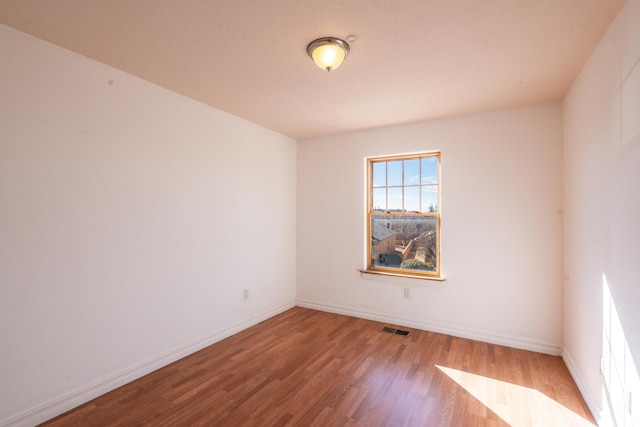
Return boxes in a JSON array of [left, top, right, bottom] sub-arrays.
[[562, 348, 602, 425], [296, 298, 563, 356], [1, 299, 295, 427]]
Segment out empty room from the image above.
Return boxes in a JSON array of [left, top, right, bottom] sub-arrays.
[[1, 1, 639, 426]]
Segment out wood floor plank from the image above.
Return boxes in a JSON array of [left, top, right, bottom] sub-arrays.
[[39, 307, 596, 427]]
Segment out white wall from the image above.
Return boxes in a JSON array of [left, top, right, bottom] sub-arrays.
[[563, 0, 640, 424], [297, 103, 564, 354], [0, 25, 296, 426]]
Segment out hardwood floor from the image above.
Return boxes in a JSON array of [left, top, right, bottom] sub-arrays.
[[40, 307, 595, 426]]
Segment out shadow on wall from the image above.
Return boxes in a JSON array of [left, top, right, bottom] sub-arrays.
[[601, 274, 639, 426]]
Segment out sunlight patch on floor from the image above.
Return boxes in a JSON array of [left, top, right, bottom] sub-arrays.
[[437, 365, 595, 427]]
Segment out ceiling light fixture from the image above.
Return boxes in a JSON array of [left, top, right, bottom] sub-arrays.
[[306, 37, 350, 72]]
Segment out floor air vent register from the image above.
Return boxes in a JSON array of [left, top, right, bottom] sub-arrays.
[[381, 326, 410, 337]]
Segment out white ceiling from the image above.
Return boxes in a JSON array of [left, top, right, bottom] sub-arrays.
[[0, 0, 624, 139]]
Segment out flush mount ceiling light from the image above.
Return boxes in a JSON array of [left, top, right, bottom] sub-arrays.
[[306, 37, 350, 72]]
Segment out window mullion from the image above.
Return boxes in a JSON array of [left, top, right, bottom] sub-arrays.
[[401, 160, 405, 213], [418, 157, 422, 213]]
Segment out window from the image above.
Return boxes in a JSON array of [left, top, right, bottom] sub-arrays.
[[366, 152, 442, 279]]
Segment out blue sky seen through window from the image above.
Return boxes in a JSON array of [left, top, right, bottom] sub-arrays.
[[372, 156, 438, 212]]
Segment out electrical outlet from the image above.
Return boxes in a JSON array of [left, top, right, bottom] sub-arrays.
[[243, 288, 249, 300], [404, 288, 410, 299]]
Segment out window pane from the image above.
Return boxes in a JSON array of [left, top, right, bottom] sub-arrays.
[[371, 216, 395, 267], [371, 216, 437, 271], [372, 188, 386, 212], [388, 160, 403, 186], [421, 185, 438, 212], [388, 187, 402, 212], [421, 157, 438, 184], [404, 186, 420, 213], [372, 162, 386, 187], [404, 159, 420, 185]]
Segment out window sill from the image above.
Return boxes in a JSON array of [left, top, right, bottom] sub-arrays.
[[359, 269, 446, 283]]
